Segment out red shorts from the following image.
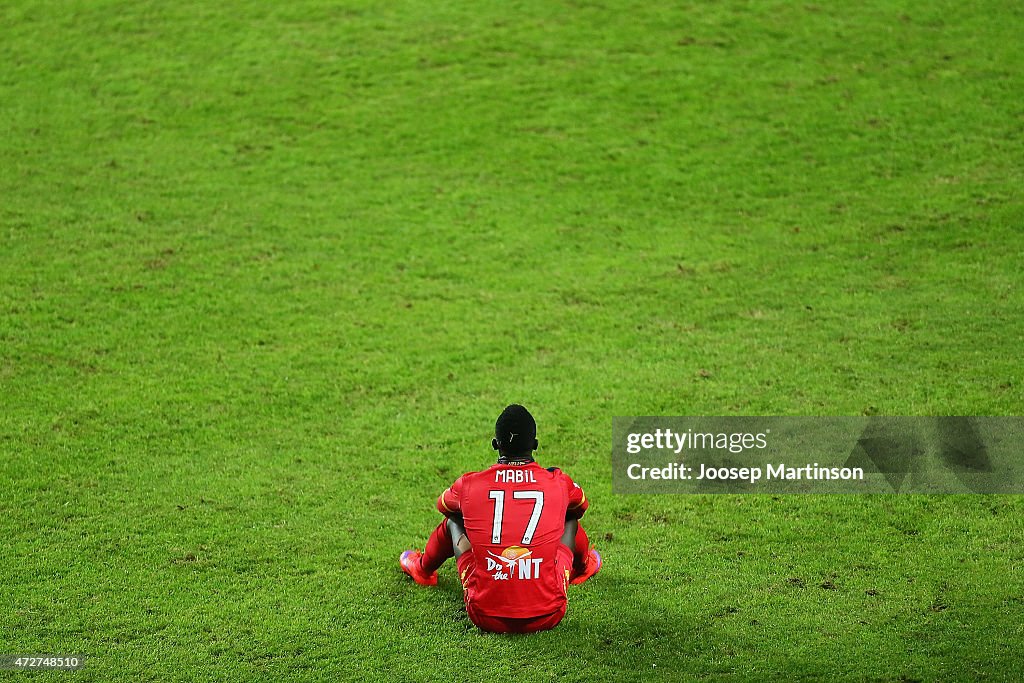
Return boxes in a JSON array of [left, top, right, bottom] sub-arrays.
[[456, 549, 570, 634], [466, 601, 566, 634]]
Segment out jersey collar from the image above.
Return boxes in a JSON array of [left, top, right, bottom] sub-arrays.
[[496, 457, 536, 466]]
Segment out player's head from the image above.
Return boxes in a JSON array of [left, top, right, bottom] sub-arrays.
[[492, 404, 538, 461]]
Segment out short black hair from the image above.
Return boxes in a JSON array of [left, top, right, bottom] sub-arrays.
[[494, 404, 537, 456]]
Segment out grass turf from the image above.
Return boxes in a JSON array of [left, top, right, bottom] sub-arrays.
[[1, 0, 1022, 680]]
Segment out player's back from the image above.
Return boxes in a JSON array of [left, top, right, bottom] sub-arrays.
[[454, 461, 584, 618]]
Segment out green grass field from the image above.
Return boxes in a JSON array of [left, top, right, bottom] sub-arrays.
[[2, 0, 1022, 680]]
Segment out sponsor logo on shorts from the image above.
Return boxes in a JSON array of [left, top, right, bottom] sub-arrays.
[[486, 545, 543, 581]]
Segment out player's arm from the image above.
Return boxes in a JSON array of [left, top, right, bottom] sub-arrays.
[[564, 474, 588, 520], [437, 475, 465, 517]]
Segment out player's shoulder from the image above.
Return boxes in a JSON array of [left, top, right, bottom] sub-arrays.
[[544, 465, 570, 480], [454, 466, 507, 485], [445, 469, 482, 489], [453, 468, 483, 482], [541, 465, 578, 483]]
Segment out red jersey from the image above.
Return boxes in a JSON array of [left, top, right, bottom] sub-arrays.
[[437, 461, 588, 618]]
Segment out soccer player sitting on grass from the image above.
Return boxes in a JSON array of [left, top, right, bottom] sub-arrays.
[[399, 404, 602, 634]]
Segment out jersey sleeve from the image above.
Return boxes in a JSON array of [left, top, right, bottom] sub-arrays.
[[564, 473, 588, 519], [437, 474, 467, 516]]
